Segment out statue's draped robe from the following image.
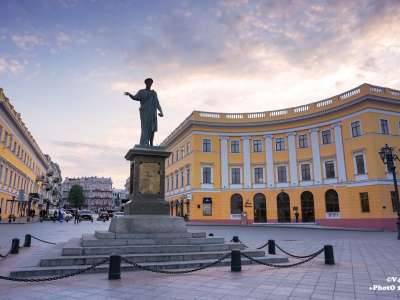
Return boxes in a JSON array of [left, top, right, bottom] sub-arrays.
[[131, 89, 160, 146]]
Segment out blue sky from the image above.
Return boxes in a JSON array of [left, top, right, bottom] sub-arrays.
[[1, 0, 400, 188]]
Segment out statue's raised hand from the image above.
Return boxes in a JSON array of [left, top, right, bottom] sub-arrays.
[[158, 112, 164, 117], [124, 92, 130, 96]]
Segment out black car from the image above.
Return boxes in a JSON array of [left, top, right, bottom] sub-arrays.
[[78, 210, 94, 221], [97, 211, 109, 221]]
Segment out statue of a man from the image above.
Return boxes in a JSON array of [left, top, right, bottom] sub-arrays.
[[124, 78, 164, 147]]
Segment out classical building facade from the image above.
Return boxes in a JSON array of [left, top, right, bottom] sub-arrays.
[[112, 188, 129, 210], [0, 89, 54, 220], [162, 83, 400, 230], [61, 177, 112, 211]]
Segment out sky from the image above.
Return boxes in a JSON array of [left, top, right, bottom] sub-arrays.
[[1, 0, 400, 188]]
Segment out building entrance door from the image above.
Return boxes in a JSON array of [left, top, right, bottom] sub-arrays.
[[277, 192, 290, 223], [253, 193, 267, 223], [301, 191, 315, 222]]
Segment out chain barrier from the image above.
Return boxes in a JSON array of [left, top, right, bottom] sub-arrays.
[[256, 241, 269, 250], [241, 248, 324, 268], [31, 235, 57, 245], [0, 258, 109, 282], [0, 251, 10, 258], [121, 253, 231, 275], [275, 244, 319, 259]]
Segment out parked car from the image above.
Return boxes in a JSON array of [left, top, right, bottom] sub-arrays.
[[113, 212, 124, 217], [78, 210, 94, 221], [97, 211, 109, 221], [63, 212, 73, 221]]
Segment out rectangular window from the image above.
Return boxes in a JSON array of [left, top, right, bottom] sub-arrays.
[[277, 166, 287, 183], [186, 168, 190, 185], [202, 167, 212, 184], [351, 121, 362, 137], [360, 192, 370, 213], [275, 138, 285, 151], [381, 119, 389, 134], [322, 130, 332, 144], [202, 139, 211, 152], [355, 154, 366, 175], [298, 134, 308, 148], [231, 140, 240, 153], [166, 177, 169, 192], [180, 171, 184, 188], [187, 142, 191, 154], [175, 173, 179, 189], [391, 191, 398, 212], [203, 198, 212, 216], [301, 164, 311, 181], [254, 167, 264, 184], [325, 161, 335, 178], [231, 167, 241, 184], [253, 140, 262, 152]]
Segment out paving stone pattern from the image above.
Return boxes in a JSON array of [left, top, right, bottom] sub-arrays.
[[0, 221, 400, 299]]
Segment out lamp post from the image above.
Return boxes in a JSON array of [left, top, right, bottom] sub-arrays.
[[379, 144, 400, 239]]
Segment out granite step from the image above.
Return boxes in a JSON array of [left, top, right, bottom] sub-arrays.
[[11, 255, 289, 278], [62, 243, 244, 256], [81, 235, 225, 247], [94, 231, 206, 239], [40, 250, 265, 267]]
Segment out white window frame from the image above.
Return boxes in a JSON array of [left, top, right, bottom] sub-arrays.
[[201, 165, 213, 188], [202, 139, 212, 152], [230, 166, 242, 188], [350, 120, 362, 138], [275, 164, 289, 187], [253, 165, 265, 187], [353, 151, 368, 181], [252, 139, 263, 153], [321, 129, 333, 145], [380, 119, 390, 135], [323, 159, 337, 183], [299, 162, 313, 185], [275, 138, 285, 151], [230, 140, 240, 153], [298, 133, 308, 149]]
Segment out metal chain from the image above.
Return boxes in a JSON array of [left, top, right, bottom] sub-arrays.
[[275, 244, 321, 259], [121, 253, 231, 275], [256, 241, 269, 250], [0, 258, 109, 282], [241, 249, 324, 268], [31, 235, 57, 245], [0, 251, 10, 258]]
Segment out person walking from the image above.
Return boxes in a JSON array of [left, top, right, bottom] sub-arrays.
[[53, 210, 58, 223]]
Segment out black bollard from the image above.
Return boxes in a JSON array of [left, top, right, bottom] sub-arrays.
[[10, 238, 20, 254], [23, 234, 31, 247], [231, 249, 241, 272], [268, 239, 276, 255], [232, 236, 239, 243], [324, 245, 335, 265], [208, 233, 214, 237], [108, 255, 121, 280]]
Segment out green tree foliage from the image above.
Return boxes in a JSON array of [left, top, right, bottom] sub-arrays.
[[68, 185, 85, 208]]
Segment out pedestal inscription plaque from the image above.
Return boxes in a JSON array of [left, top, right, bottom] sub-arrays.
[[139, 162, 160, 194]]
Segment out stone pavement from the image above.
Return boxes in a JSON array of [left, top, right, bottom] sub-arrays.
[[0, 222, 399, 300]]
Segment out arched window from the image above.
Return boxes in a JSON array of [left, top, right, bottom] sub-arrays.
[[253, 193, 267, 223], [277, 192, 290, 222], [300, 191, 315, 222], [325, 189, 339, 212], [203, 198, 212, 216], [230, 194, 243, 214]]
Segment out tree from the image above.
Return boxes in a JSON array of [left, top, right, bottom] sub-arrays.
[[68, 185, 85, 209]]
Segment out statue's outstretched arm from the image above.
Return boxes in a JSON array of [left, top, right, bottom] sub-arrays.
[[124, 92, 140, 101]]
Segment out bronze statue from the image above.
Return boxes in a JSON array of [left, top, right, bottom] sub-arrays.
[[124, 78, 164, 147]]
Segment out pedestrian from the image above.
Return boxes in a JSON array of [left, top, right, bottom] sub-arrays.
[[74, 211, 80, 224], [295, 211, 299, 223], [58, 209, 63, 222], [53, 210, 58, 223]]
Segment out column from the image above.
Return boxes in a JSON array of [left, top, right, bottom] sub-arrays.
[[265, 135, 274, 188], [220, 136, 229, 189], [333, 123, 347, 182], [287, 132, 298, 186], [310, 128, 322, 184], [243, 136, 251, 188]]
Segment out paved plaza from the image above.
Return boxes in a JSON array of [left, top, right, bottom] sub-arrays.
[[0, 221, 399, 300]]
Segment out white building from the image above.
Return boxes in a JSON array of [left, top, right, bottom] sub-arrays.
[[112, 188, 129, 210], [61, 177, 112, 211]]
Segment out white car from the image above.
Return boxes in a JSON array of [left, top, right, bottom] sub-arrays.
[[63, 212, 73, 221], [113, 212, 125, 217]]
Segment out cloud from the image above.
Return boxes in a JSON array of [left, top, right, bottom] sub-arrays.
[[11, 34, 44, 50], [0, 57, 24, 75]]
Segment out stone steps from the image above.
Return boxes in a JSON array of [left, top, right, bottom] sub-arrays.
[[62, 243, 244, 256], [40, 250, 266, 267], [81, 235, 225, 247], [11, 255, 289, 278], [94, 231, 206, 239]]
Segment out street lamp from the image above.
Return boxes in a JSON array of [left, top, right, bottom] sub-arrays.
[[379, 144, 400, 239]]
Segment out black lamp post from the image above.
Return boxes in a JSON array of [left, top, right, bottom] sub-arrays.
[[379, 144, 400, 239]]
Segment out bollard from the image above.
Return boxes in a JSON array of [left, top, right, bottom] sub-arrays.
[[108, 255, 121, 280], [231, 249, 241, 272], [232, 236, 239, 243], [324, 245, 335, 265], [10, 238, 20, 254], [208, 233, 214, 237], [268, 239, 276, 255], [23, 234, 31, 247]]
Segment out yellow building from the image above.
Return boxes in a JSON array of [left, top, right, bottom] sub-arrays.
[[0, 89, 49, 221], [162, 83, 400, 230]]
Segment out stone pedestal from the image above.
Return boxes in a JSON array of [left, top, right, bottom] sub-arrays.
[[109, 215, 186, 234]]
